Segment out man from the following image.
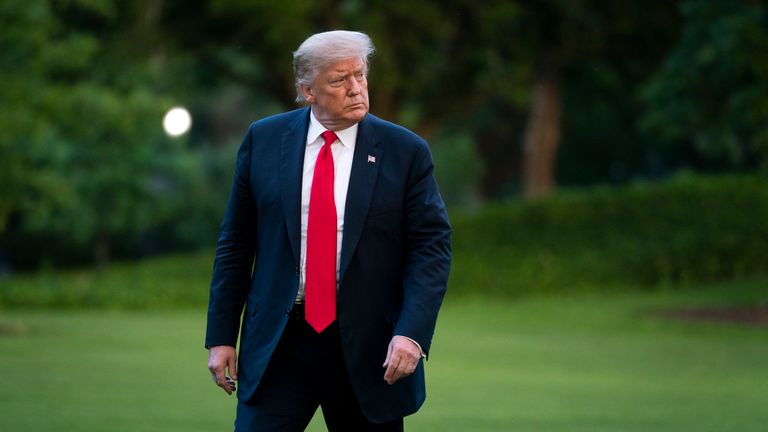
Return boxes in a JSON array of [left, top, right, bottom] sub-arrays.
[[206, 30, 451, 432]]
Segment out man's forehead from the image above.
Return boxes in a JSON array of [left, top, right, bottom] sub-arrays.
[[326, 58, 366, 72]]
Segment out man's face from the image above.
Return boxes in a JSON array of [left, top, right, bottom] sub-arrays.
[[301, 57, 369, 131]]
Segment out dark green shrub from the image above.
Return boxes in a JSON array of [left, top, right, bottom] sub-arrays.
[[449, 173, 768, 297], [2, 173, 765, 309]]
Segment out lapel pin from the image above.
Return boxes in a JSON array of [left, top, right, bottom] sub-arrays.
[[367, 155, 376, 164]]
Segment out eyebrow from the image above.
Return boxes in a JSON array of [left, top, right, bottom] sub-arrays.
[[331, 68, 365, 76], [330, 69, 364, 79]]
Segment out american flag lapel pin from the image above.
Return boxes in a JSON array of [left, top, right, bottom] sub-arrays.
[[367, 155, 376, 164]]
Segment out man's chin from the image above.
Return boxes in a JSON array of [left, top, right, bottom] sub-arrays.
[[346, 108, 368, 123]]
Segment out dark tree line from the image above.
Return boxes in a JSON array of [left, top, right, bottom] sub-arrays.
[[1, 0, 766, 268]]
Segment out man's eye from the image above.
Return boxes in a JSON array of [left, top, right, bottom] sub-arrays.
[[330, 78, 344, 85]]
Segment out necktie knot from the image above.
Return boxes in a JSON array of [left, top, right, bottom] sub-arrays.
[[321, 130, 338, 148]]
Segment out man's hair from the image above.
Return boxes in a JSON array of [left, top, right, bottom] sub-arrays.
[[293, 30, 375, 103]]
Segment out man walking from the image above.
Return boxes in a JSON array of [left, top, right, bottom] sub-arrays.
[[206, 30, 451, 431]]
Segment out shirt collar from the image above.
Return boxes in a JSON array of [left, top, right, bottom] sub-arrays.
[[307, 109, 358, 151]]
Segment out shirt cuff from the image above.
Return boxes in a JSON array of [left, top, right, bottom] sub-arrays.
[[397, 335, 427, 360]]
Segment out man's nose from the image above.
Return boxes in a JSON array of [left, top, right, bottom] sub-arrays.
[[347, 78, 361, 96]]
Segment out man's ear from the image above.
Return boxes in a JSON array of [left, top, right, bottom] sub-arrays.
[[300, 85, 314, 103]]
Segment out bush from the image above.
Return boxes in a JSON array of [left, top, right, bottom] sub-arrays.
[[449, 173, 768, 297], [2, 173, 766, 309]]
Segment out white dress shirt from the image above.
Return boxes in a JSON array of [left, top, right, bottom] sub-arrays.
[[297, 110, 357, 301], [296, 110, 425, 358]]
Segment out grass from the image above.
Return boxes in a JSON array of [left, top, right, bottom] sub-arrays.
[[0, 252, 213, 309], [1, 277, 766, 431]]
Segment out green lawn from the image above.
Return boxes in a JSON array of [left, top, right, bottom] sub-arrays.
[[1, 278, 766, 431]]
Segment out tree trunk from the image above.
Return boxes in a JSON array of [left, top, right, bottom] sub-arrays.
[[474, 105, 524, 199], [522, 75, 562, 198], [95, 233, 110, 267]]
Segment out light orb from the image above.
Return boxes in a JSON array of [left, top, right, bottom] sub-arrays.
[[163, 106, 192, 137]]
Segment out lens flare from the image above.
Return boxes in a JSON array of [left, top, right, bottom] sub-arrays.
[[163, 107, 192, 137]]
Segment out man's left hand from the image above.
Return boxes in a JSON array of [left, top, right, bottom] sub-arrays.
[[382, 335, 422, 385]]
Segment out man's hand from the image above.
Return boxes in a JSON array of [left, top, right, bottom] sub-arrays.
[[382, 336, 422, 385], [208, 345, 237, 395]]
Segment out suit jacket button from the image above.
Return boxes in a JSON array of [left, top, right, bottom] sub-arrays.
[[285, 309, 291, 317]]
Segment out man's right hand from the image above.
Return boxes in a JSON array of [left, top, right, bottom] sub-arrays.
[[207, 345, 238, 395]]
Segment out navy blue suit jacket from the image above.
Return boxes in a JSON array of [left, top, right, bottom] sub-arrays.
[[205, 107, 451, 423]]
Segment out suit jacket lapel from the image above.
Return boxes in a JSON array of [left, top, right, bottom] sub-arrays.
[[339, 115, 382, 282], [281, 108, 310, 266]]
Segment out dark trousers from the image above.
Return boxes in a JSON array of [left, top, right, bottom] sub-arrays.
[[234, 308, 404, 432]]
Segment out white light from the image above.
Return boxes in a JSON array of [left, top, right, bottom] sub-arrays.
[[163, 106, 192, 137]]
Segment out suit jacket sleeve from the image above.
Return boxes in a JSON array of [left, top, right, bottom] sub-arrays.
[[394, 141, 452, 358], [205, 126, 257, 348]]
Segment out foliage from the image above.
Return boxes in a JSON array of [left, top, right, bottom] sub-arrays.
[[640, 0, 768, 169], [450, 173, 768, 297], [2, 173, 766, 309], [162, 0, 684, 196], [431, 130, 484, 207], [1, 0, 766, 269], [0, 0, 231, 267], [0, 0, 62, 233]]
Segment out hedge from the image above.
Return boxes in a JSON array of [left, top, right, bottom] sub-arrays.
[[449, 173, 768, 297], [1, 173, 766, 309]]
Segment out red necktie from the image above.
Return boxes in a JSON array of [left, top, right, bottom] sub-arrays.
[[305, 130, 338, 332]]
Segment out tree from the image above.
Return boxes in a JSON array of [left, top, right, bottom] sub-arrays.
[[640, 0, 768, 170], [149, 0, 681, 200], [0, 0, 215, 267], [509, 0, 682, 197], [0, 0, 62, 233], [345, 0, 679, 198]]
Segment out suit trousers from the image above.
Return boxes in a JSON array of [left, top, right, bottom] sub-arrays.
[[234, 307, 404, 432]]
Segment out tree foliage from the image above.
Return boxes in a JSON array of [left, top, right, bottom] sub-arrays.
[[1, 0, 225, 267], [1, 0, 765, 269], [641, 0, 768, 169]]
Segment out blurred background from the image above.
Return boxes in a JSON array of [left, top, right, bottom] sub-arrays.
[[1, 0, 766, 431]]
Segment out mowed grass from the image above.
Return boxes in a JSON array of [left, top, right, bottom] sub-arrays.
[[0, 278, 766, 432]]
